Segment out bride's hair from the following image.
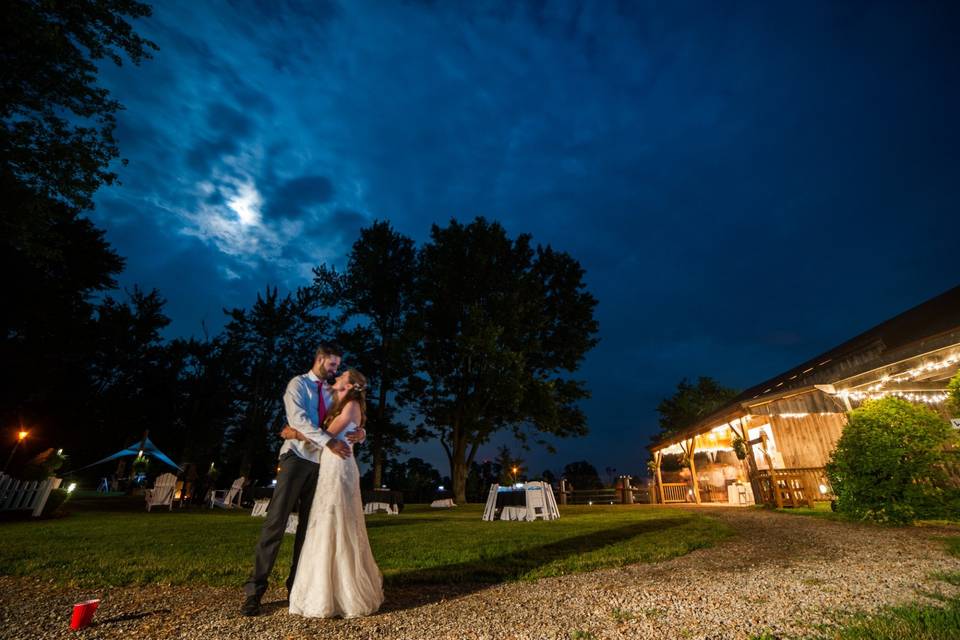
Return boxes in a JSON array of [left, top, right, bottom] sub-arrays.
[[324, 369, 368, 428]]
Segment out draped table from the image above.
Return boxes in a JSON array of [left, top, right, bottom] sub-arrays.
[[361, 489, 404, 514], [481, 483, 560, 521]]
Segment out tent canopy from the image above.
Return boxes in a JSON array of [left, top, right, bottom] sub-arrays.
[[77, 436, 181, 472]]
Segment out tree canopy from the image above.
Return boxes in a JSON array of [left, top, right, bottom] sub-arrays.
[[411, 217, 599, 502], [655, 376, 739, 441]]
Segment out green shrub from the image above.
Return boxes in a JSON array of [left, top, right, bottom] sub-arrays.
[[826, 397, 957, 524], [948, 371, 960, 418]]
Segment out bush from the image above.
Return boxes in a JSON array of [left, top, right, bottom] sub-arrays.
[[948, 371, 960, 418], [20, 448, 66, 481], [826, 397, 958, 524]]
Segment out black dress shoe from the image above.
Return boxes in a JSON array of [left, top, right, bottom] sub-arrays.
[[241, 595, 261, 617]]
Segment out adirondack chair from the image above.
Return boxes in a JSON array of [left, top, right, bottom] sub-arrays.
[[209, 476, 245, 509], [145, 473, 177, 511]]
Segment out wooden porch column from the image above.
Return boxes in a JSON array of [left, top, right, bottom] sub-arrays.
[[684, 438, 701, 504], [760, 431, 782, 508], [654, 450, 665, 505], [731, 418, 761, 501]]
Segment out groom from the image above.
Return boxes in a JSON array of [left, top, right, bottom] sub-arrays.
[[241, 344, 366, 616]]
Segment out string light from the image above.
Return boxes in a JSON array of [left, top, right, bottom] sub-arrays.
[[838, 389, 948, 404], [883, 356, 958, 384]]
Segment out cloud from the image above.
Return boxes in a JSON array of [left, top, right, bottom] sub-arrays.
[[91, 0, 960, 476], [265, 175, 335, 220]]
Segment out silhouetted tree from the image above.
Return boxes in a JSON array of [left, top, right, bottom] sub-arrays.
[[221, 287, 330, 482], [655, 377, 739, 440], [1, 0, 157, 210], [411, 218, 599, 503], [1, 0, 155, 453], [562, 460, 602, 491], [79, 288, 176, 464], [494, 445, 524, 484], [313, 220, 420, 489]]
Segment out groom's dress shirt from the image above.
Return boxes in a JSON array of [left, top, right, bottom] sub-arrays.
[[280, 370, 333, 463]]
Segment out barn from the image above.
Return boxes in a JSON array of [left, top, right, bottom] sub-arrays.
[[648, 285, 960, 507]]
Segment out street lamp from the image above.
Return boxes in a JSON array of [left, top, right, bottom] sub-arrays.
[[3, 429, 29, 473]]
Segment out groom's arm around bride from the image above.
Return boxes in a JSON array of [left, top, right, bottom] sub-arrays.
[[241, 344, 347, 616]]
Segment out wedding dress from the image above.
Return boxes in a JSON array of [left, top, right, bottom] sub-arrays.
[[288, 422, 384, 618]]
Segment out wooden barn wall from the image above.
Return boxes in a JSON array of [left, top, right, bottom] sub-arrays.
[[767, 413, 848, 468], [748, 391, 844, 416]]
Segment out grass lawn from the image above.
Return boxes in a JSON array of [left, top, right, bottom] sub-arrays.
[[0, 500, 730, 588]]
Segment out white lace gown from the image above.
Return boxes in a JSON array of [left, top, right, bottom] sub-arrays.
[[288, 423, 384, 618]]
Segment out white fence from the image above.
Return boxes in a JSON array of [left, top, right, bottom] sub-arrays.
[[0, 473, 62, 517]]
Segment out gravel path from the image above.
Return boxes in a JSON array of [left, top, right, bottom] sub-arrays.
[[2, 507, 958, 640]]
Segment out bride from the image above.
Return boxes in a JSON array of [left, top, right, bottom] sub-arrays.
[[288, 369, 384, 618]]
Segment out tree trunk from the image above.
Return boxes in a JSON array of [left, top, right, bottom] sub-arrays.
[[446, 425, 470, 503], [372, 379, 389, 489], [452, 456, 468, 504], [372, 445, 384, 488]]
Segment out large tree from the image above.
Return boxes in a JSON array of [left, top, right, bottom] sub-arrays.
[[84, 287, 176, 458], [221, 287, 330, 481], [412, 218, 599, 503], [0, 0, 155, 448], [313, 221, 420, 488], [1, 0, 157, 210], [655, 376, 739, 441]]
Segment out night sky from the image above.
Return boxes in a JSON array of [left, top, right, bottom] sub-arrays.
[[92, 1, 958, 478]]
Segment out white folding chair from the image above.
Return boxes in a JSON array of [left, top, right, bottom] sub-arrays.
[[251, 498, 270, 517], [482, 484, 500, 521], [209, 476, 245, 508]]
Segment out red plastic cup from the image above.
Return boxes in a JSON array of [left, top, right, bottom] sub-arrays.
[[70, 599, 101, 631]]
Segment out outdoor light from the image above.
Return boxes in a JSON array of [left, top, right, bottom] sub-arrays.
[[67, 483, 77, 493], [438, 485, 444, 491], [57, 449, 63, 456], [819, 484, 829, 494], [588, 501, 593, 505], [271, 479, 277, 486], [17, 430, 27, 442], [514, 482, 524, 489]]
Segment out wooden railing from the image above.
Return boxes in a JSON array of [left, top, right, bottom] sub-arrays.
[[565, 488, 619, 504], [661, 482, 689, 503], [754, 467, 832, 508]]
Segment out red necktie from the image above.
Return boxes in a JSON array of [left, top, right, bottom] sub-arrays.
[[317, 380, 327, 426]]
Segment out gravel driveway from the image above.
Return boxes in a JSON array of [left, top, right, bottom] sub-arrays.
[[1, 506, 957, 640]]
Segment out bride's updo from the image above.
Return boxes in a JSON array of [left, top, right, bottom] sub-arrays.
[[324, 369, 368, 428]]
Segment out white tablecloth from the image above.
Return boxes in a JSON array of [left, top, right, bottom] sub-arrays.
[[499, 506, 528, 520], [364, 502, 399, 515]]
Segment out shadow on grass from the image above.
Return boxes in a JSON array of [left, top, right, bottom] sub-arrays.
[[376, 517, 689, 612], [364, 516, 445, 529]]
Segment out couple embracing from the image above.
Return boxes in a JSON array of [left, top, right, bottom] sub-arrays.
[[241, 344, 384, 618]]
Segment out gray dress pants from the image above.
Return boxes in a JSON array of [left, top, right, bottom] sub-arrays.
[[244, 452, 319, 598]]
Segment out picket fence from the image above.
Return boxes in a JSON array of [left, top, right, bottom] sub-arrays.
[[0, 473, 62, 517]]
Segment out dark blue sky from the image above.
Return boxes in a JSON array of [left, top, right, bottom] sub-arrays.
[[92, 0, 957, 478]]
